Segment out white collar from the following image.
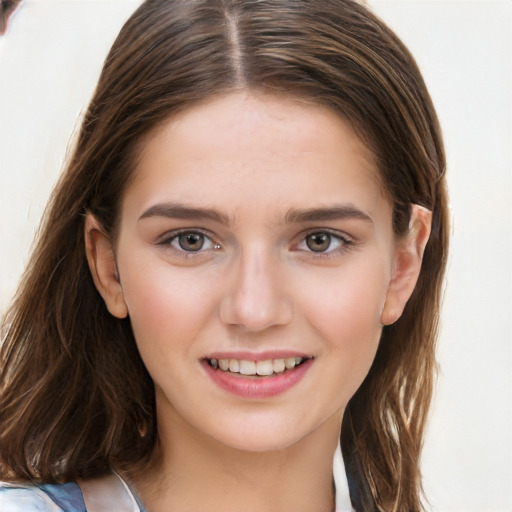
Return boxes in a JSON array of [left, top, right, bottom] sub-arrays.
[[333, 441, 355, 512]]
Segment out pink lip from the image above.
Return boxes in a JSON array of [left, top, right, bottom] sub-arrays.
[[202, 357, 313, 399]]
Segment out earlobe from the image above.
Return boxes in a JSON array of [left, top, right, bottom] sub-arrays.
[[380, 205, 432, 326], [84, 213, 128, 319]]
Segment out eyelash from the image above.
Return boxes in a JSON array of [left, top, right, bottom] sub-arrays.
[[157, 229, 354, 259], [294, 230, 355, 258], [157, 229, 219, 258]]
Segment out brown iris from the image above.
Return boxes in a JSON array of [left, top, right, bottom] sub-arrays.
[[305, 232, 331, 252], [178, 232, 205, 251]]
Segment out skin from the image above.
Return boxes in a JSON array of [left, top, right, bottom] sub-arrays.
[[86, 92, 431, 512]]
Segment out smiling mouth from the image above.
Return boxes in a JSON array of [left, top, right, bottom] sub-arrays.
[[206, 357, 309, 377]]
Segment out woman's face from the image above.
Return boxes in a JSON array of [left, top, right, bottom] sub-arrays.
[[103, 92, 401, 452]]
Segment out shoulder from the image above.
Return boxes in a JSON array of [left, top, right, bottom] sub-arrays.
[[0, 481, 85, 512]]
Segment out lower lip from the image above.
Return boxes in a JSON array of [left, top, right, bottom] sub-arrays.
[[202, 359, 313, 399]]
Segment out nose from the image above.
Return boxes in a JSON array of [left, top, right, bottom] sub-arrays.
[[219, 247, 293, 332]]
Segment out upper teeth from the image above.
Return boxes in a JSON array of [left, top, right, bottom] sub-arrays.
[[209, 357, 304, 376]]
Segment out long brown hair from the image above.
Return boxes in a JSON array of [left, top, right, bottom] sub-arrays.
[[0, 1, 448, 510]]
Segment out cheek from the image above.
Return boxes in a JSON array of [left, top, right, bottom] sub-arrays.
[[300, 258, 387, 327], [118, 258, 217, 354], [294, 258, 389, 380]]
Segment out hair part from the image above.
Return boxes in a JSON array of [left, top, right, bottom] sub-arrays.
[[0, 1, 448, 510]]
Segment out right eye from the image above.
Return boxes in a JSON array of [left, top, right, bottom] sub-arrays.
[[160, 230, 218, 253]]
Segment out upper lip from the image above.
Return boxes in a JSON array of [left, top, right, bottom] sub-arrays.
[[204, 350, 312, 361]]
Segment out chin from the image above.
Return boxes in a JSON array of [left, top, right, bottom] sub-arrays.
[[214, 432, 304, 454], [203, 410, 340, 455]]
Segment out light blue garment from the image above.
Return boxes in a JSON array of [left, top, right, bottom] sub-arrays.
[[0, 481, 85, 512], [0, 477, 146, 512]]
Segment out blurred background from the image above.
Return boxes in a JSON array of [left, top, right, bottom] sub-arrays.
[[0, 1, 510, 510]]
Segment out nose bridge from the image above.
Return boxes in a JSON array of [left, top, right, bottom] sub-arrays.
[[220, 243, 292, 331]]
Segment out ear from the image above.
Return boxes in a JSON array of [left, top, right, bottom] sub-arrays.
[[380, 205, 432, 326], [84, 213, 128, 319]]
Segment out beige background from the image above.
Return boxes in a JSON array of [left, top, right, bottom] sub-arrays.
[[0, 1, 510, 510]]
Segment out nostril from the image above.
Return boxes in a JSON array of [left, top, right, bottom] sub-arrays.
[[217, 254, 294, 331]]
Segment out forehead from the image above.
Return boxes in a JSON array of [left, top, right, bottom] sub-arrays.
[[122, 92, 390, 222]]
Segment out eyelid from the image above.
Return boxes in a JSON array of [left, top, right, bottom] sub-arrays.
[[293, 228, 355, 255], [156, 228, 220, 254]]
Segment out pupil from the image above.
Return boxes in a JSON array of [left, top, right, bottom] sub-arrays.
[[306, 233, 330, 252], [179, 233, 204, 251]]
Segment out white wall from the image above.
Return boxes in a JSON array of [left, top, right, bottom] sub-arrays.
[[368, 2, 512, 511], [0, 1, 510, 510]]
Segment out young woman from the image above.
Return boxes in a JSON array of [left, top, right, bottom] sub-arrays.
[[0, 0, 448, 511]]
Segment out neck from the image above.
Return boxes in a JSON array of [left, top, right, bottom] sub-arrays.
[[130, 405, 342, 512]]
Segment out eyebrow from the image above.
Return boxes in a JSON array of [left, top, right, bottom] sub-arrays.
[[284, 205, 374, 224], [138, 202, 373, 226], [138, 203, 231, 224]]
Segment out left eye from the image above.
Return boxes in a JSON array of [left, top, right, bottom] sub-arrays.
[[168, 231, 216, 252], [298, 231, 351, 253]]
